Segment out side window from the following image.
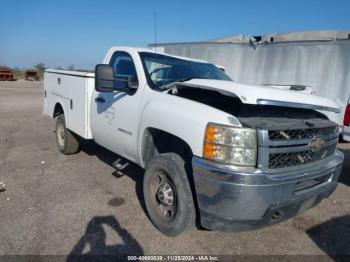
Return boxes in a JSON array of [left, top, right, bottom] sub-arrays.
[[110, 51, 138, 88]]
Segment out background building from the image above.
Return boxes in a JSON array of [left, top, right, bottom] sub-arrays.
[[150, 31, 350, 126]]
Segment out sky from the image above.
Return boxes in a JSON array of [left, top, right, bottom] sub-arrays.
[[1, 0, 349, 69]]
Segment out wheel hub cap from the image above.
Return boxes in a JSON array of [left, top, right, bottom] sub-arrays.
[[151, 171, 177, 219], [156, 183, 174, 206]]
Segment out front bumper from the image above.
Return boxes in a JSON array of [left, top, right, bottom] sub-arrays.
[[192, 150, 344, 231]]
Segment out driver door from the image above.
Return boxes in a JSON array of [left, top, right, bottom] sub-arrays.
[[91, 51, 143, 162]]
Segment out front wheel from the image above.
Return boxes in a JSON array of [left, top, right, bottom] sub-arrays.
[[143, 153, 195, 236], [55, 114, 79, 155]]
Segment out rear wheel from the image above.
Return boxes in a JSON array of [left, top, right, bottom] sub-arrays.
[[55, 114, 79, 154], [143, 153, 195, 236]]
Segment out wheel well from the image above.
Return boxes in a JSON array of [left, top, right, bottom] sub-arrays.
[[53, 103, 64, 117], [141, 128, 193, 168], [141, 128, 200, 226]]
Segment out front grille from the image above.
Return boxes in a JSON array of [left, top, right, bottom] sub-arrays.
[[258, 124, 339, 171], [268, 125, 338, 141], [268, 143, 337, 169]]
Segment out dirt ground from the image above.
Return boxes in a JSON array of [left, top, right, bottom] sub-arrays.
[[0, 80, 349, 259]]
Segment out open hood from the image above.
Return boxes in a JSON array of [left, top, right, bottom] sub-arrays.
[[183, 79, 341, 113]]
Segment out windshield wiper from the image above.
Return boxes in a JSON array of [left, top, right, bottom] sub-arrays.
[[159, 76, 209, 90], [177, 76, 209, 83]]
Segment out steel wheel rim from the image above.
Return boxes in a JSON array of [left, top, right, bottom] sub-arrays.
[[150, 170, 177, 220]]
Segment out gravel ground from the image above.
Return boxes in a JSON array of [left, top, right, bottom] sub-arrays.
[[0, 80, 349, 259]]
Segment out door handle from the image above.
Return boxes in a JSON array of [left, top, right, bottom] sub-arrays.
[[95, 97, 105, 103]]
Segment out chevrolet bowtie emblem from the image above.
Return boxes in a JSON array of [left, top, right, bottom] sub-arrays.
[[310, 138, 326, 150]]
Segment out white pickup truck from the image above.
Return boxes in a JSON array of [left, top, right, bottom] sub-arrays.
[[43, 47, 344, 236]]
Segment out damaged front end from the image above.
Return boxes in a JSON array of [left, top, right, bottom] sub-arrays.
[[168, 81, 344, 231], [169, 82, 340, 170]]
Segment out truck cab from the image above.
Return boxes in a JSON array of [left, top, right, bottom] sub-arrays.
[[43, 47, 344, 236]]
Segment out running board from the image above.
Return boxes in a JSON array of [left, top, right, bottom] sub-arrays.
[[112, 158, 130, 176]]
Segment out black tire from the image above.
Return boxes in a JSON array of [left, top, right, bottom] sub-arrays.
[[55, 114, 79, 155], [143, 153, 195, 236]]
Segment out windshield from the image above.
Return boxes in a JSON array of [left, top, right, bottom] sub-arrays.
[[139, 52, 232, 90]]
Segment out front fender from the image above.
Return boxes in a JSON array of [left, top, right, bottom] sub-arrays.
[[137, 91, 241, 166]]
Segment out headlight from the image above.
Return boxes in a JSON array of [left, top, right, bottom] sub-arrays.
[[203, 123, 257, 166]]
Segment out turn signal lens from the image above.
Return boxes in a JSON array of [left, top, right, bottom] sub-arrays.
[[203, 143, 215, 158], [205, 126, 217, 142]]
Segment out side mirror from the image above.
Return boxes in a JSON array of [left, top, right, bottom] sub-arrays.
[[95, 64, 138, 93], [95, 64, 115, 92]]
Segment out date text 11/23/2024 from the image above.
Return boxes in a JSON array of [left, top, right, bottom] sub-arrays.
[[127, 255, 219, 261]]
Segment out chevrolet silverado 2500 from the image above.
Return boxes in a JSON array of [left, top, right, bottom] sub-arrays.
[[43, 47, 344, 236]]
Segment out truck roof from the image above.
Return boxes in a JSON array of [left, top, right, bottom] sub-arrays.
[[46, 47, 224, 76], [104, 46, 215, 65]]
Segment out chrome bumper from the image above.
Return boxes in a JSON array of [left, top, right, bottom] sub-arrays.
[[192, 150, 344, 231]]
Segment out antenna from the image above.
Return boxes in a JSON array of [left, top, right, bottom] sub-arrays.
[[154, 12, 157, 52]]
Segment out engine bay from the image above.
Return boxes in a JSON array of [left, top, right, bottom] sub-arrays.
[[170, 84, 335, 130]]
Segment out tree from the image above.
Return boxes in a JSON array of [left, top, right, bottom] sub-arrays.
[[34, 62, 46, 72], [55, 66, 63, 70], [68, 64, 75, 71], [12, 67, 24, 79]]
